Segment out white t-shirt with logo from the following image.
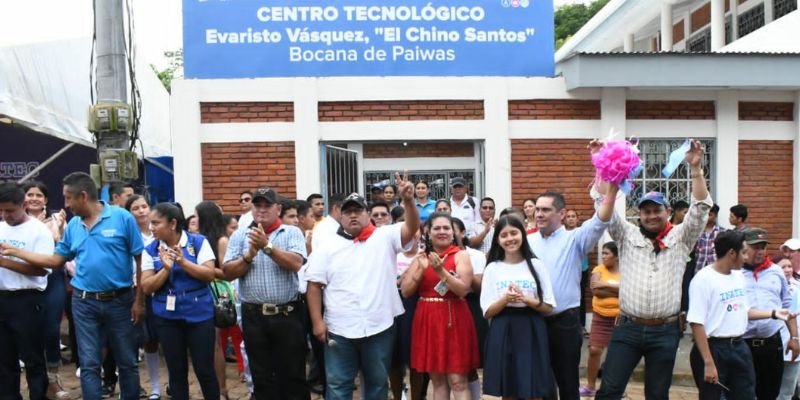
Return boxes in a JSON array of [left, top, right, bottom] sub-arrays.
[[687, 266, 750, 338], [480, 259, 556, 314], [0, 217, 54, 291], [467, 247, 486, 275]]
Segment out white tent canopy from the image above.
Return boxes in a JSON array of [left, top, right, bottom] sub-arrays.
[[0, 36, 172, 158]]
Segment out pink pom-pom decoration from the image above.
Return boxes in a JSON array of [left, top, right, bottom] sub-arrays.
[[591, 140, 643, 194]]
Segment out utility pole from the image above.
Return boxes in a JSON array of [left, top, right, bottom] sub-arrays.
[[88, 0, 138, 184]]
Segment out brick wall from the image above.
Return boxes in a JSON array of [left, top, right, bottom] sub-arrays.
[[318, 100, 484, 121], [673, 20, 685, 43], [738, 102, 795, 121], [201, 142, 296, 213], [364, 142, 474, 158], [200, 102, 294, 123], [691, 3, 711, 32], [626, 100, 716, 120], [738, 140, 794, 253], [508, 99, 601, 120]]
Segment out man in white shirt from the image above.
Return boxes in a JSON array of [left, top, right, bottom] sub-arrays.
[[306, 172, 419, 400], [688, 230, 792, 399], [449, 177, 480, 234], [0, 182, 55, 400]]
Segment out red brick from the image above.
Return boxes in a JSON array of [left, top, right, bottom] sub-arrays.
[[200, 102, 294, 123], [508, 100, 601, 120], [738, 102, 795, 121], [363, 142, 474, 158], [738, 140, 794, 254], [626, 101, 715, 120], [318, 100, 484, 121], [201, 141, 296, 213]]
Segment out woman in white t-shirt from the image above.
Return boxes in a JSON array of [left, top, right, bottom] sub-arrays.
[[480, 216, 555, 400]]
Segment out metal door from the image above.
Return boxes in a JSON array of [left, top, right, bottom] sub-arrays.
[[320, 144, 360, 202]]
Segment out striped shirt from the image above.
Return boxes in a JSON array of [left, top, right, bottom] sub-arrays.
[[609, 195, 712, 319], [224, 224, 307, 304]]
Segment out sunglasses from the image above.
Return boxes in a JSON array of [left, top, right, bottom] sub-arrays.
[[371, 212, 389, 218], [240, 198, 252, 203]]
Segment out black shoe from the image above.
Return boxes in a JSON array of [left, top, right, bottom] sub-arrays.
[[102, 384, 115, 398], [309, 383, 324, 395]]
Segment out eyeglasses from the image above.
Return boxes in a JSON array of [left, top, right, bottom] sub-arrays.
[[240, 198, 252, 203], [371, 212, 389, 218]]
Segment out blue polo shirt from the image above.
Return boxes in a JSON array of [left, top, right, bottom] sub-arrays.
[[416, 198, 436, 223], [56, 201, 144, 292]]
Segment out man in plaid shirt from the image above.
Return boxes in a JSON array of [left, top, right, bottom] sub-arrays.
[[595, 139, 712, 400], [694, 204, 724, 272]]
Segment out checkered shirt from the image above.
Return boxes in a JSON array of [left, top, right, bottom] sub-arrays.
[[224, 224, 307, 304], [694, 225, 725, 272], [609, 195, 712, 319]]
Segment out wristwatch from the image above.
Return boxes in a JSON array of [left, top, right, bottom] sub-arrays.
[[262, 242, 274, 256]]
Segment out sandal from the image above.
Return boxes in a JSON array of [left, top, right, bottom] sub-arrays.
[[47, 373, 72, 400]]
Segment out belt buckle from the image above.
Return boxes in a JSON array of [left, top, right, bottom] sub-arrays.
[[752, 339, 765, 347], [261, 304, 279, 316]]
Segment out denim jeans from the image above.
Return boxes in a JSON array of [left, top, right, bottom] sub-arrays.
[[44, 269, 67, 368], [72, 289, 140, 400], [544, 307, 582, 400], [0, 290, 48, 400], [779, 361, 800, 400], [157, 317, 219, 400], [325, 325, 396, 400], [595, 317, 681, 400], [689, 339, 755, 400]]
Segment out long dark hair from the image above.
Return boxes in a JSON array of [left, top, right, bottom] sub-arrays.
[[424, 212, 458, 254], [195, 201, 226, 262], [486, 216, 543, 300]]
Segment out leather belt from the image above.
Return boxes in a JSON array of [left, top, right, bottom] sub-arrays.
[[620, 314, 679, 326], [243, 301, 298, 316], [75, 287, 131, 301], [708, 336, 743, 345], [745, 332, 781, 348]]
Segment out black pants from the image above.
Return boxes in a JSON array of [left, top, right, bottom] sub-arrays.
[[157, 317, 219, 400], [545, 307, 582, 400], [690, 339, 755, 400], [242, 302, 309, 400], [0, 290, 48, 400], [746, 332, 784, 400]]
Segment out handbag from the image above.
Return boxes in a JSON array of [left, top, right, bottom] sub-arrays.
[[209, 280, 237, 328]]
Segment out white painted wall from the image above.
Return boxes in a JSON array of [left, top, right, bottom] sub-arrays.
[[171, 76, 797, 215]]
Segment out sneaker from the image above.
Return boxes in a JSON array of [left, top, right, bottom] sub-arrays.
[[102, 384, 115, 398], [75, 367, 81, 378], [148, 394, 161, 400], [579, 386, 596, 397]]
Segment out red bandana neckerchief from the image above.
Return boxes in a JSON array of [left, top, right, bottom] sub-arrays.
[[436, 245, 461, 260], [261, 219, 283, 235], [354, 223, 376, 243], [640, 222, 673, 254], [752, 257, 772, 281]]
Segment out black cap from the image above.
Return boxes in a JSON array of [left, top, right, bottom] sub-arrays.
[[450, 177, 466, 187], [251, 187, 279, 204], [341, 193, 368, 210]]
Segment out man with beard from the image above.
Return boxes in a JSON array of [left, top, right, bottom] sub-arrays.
[[596, 140, 712, 400]]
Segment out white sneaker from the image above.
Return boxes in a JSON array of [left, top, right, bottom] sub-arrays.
[[19, 360, 25, 369], [75, 367, 81, 378]]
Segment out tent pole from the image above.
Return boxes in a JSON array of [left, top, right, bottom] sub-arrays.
[[17, 143, 76, 183]]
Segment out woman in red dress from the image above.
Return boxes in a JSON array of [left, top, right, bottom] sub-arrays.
[[401, 212, 479, 400]]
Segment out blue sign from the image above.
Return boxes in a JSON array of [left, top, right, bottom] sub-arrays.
[[183, 0, 554, 78]]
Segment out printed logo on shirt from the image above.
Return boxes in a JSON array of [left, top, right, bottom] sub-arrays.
[[0, 239, 26, 262], [719, 288, 746, 312], [101, 229, 118, 238]]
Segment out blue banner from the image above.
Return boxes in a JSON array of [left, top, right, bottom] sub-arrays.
[[183, 0, 554, 78]]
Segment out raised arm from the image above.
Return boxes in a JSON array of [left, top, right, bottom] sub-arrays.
[[396, 171, 420, 248]]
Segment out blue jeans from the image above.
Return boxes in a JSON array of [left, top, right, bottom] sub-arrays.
[[72, 289, 139, 400], [325, 325, 396, 400], [0, 290, 48, 400], [157, 317, 219, 400], [595, 317, 681, 400], [44, 269, 67, 368]]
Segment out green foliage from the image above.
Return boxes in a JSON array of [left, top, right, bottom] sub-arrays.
[[151, 49, 183, 93], [555, 0, 610, 49]]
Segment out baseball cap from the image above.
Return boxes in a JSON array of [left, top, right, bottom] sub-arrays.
[[341, 193, 368, 210], [450, 177, 466, 187], [251, 187, 279, 204], [637, 191, 670, 208], [781, 238, 800, 251], [743, 227, 770, 245]]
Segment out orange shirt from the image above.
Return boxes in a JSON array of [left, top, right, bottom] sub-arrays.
[[591, 264, 620, 318]]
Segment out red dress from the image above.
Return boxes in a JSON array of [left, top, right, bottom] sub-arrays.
[[410, 245, 479, 374]]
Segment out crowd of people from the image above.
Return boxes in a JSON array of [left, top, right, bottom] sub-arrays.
[[1, 139, 800, 400]]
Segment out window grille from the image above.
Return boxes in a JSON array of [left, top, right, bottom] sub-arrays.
[[737, 3, 765, 39], [774, 0, 798, 20], [686, 28, 711, 52], [364, 171, 476, 204], [625, 139, 715, 222]]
